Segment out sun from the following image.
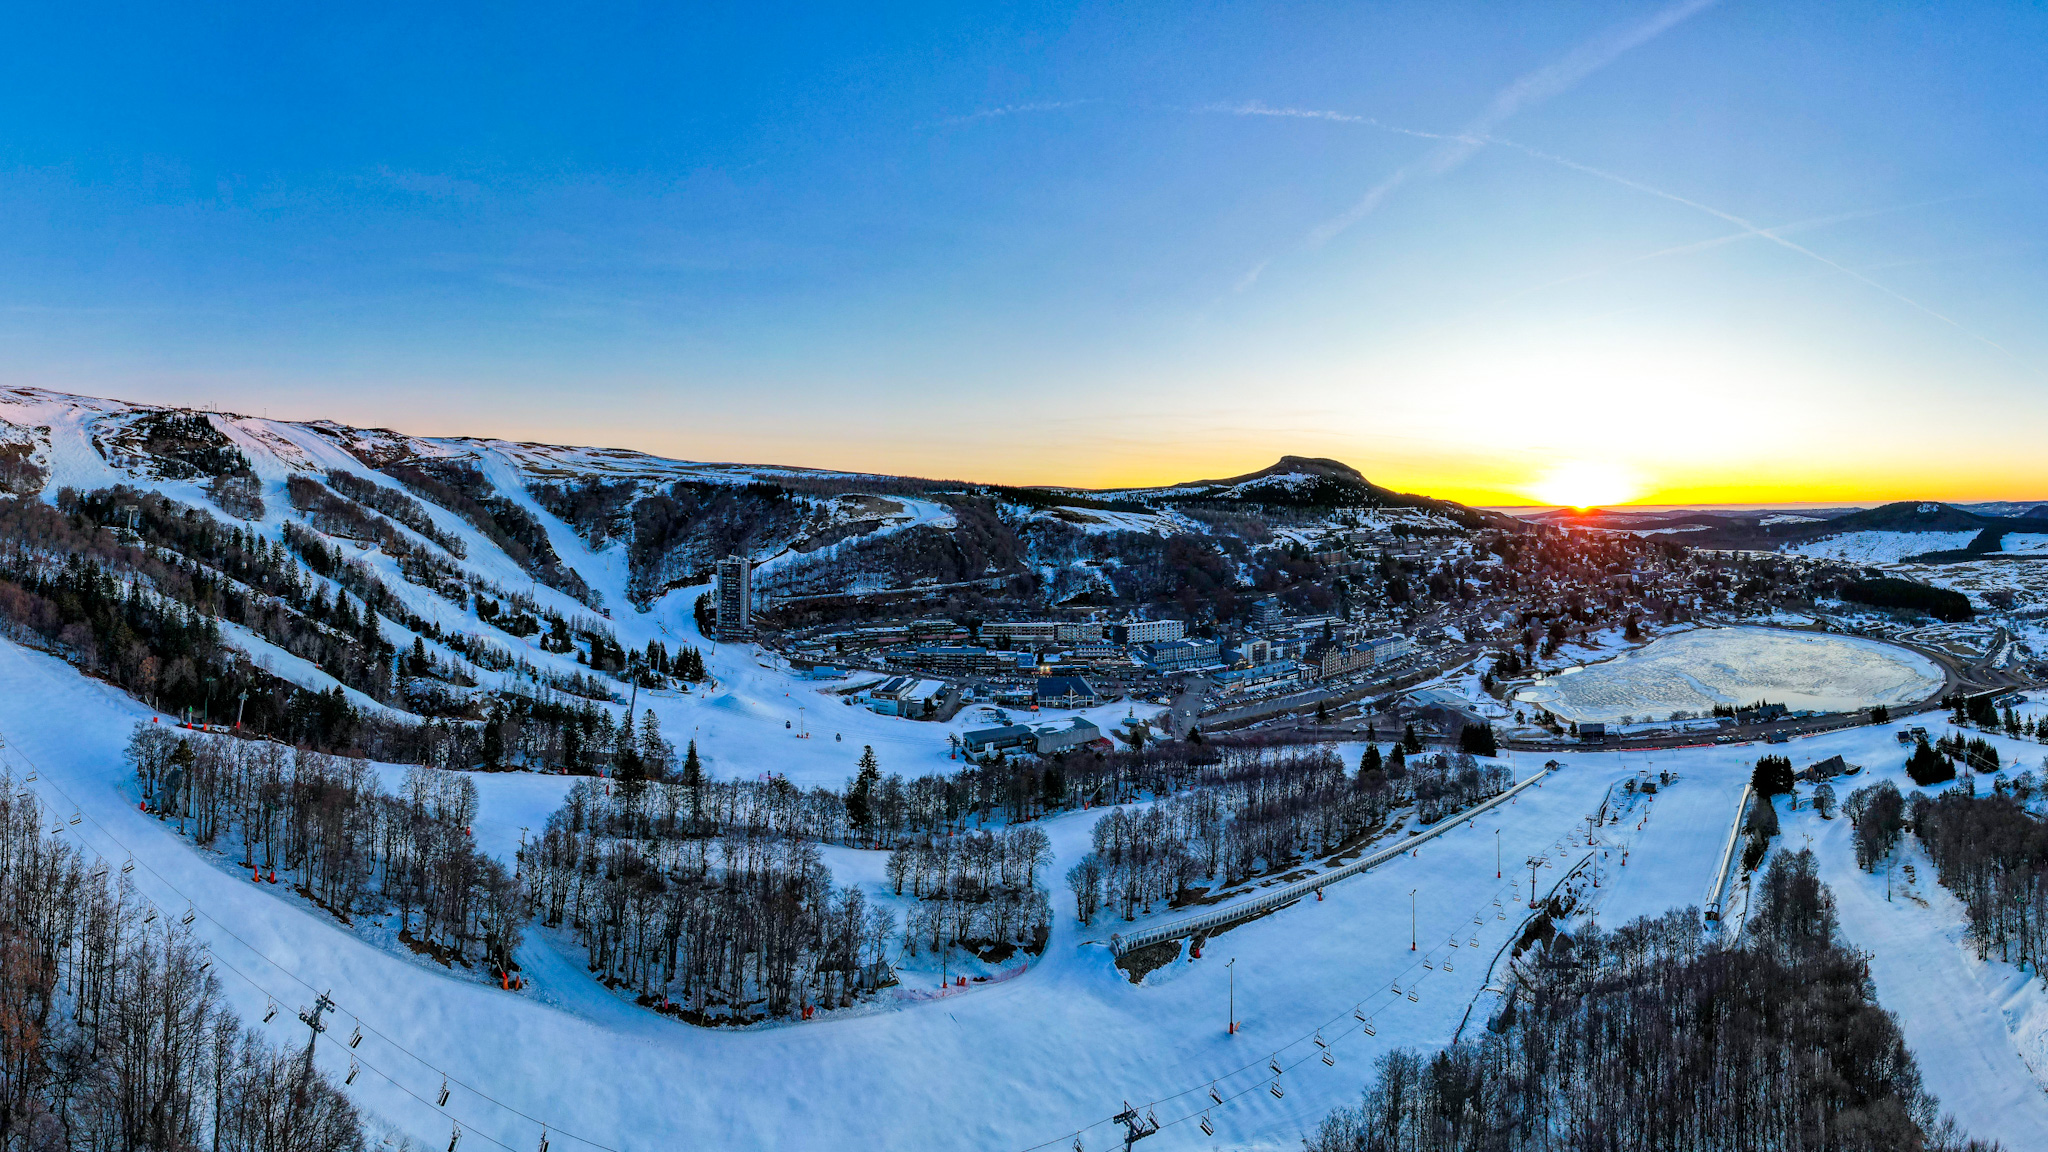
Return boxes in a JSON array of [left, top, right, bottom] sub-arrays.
[[1532, 461, 1639, 510]]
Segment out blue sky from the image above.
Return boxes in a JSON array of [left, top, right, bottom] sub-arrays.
[[1, 2, 2043, 502]]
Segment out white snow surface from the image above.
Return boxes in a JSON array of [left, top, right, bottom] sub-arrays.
[[1515, 627, 1944, 724], [1784, 531, 1977, 564]]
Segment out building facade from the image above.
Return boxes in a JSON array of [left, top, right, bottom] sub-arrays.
[[715, 554, 754, 640]]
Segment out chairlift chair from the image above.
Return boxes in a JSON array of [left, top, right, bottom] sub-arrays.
[[345, 1059, 359, 1085], [437, 1080, 450, 1107]]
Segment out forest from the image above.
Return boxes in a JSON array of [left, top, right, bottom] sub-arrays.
[[0, 780, 364, 1150], [127, 724, 525, 973], [520, 778, 895, 1022], [1306, 851, 1995, 1152], [1910, 782, 2048, 983]]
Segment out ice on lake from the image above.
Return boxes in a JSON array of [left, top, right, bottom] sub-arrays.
[[1515, 626, 1944, 724]]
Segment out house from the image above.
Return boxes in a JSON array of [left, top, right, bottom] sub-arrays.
[[1034, 675, 1101, 708], [961, 724, 1036, 755], [1579, 722, 1608, 744], [1801, 755, 1848, 781], [1032, 717, 1102, 754]]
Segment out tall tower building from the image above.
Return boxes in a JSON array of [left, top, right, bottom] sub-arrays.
[[715, 554, 754, 640]]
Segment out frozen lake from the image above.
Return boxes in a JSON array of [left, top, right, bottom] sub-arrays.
[[1515, 626, 1945, 724]]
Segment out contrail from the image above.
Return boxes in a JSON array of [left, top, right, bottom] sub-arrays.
[[1302, 0, 1718, 248], [1510, 197, 1974, 298], [1482, 136, 2016, 355]]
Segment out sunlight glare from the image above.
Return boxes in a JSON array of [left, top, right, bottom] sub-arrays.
[[1532, 460, 1638, 509]]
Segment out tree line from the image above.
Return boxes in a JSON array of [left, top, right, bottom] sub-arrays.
[[0, 779, 364, 1150], [1066, 747, 1510, 925], [520, 779, 894, 1022], [887, 826, 1053, 962], [1306, 850, 1994, 1152], [1911, 783, 2048, 984], [126, 724, 524, 973]]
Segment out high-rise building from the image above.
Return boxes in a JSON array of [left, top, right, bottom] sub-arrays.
[[715, 554, 754, 640]]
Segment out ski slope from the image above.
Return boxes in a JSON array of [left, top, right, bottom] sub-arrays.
[[0, 632, 1762, 1152]]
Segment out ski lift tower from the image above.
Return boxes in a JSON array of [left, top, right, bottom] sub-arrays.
[[1113, 1102, 1160, 1151]]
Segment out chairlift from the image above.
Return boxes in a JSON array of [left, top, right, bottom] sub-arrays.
[[1208, 1083, 1222, 1105], [68, 813, 80, 825], [1423, 959, 1433, 970], [1200, 1114, 1214, 1136], [1469, 936, 1479, 947], [1269, 1082, 1284, 1100], [538, 1130, 550, 1152], [1406, 989, 1419, 1002], [349, 1025, 362, 1049], [1361, 1018, 1376, 1036], [1268, 1057, 1283, 1077], [143, 909, 158, 925], [1312, 1033, 1327, 1050], [121, 859, 134, 874], [1322, 1051, 1336, 1067], [437, 1079, 450, 1107], [23, 771, 34, 782], [1444, 962, 1454, 972], [447, 1123, 461, 1152], [345, 1059, 359, 1085], [263, 999, 277, 1023], [181, 908, 196, 926]]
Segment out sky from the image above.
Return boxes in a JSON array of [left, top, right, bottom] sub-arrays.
[[0, 1, 2043, 506]]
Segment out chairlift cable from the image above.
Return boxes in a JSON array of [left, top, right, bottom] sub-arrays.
[[0, 728, 606, 1152]]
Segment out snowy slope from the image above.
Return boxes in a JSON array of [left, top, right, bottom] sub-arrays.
[[1, 634, 1721, 1152]]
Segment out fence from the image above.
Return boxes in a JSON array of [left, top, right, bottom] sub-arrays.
[[1109, 762, 1559, 958]]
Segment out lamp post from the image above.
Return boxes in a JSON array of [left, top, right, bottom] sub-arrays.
[[1495, 829, 1501, 878], [1226, 958, 1237, 1035], [1410, 889, 1417, 951]]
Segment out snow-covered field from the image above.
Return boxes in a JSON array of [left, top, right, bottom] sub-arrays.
[[1515, 626, 1944, 724], [1784, 531, 1977, 564]]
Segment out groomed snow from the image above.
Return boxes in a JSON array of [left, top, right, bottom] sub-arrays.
[[1515, 627, 1944, 724]]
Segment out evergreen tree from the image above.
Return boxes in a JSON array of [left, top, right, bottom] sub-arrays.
[[1359, 744, 1382, 776], [1402, 723, 1421, 754], [847, 746, 881, 841], [1905, 737, 1954, 787], [1750, 754, 1795, 797]]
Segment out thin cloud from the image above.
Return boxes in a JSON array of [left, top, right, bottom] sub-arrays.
[[1303, 0, 1717, 247], [932, 99, 1093, 128]]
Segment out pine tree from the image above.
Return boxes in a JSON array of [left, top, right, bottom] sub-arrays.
[[847, 746, 881, 842], [1360, 744, 1382, 776], [681, 739, 704, 831], [1403, 723, 1421, 754]]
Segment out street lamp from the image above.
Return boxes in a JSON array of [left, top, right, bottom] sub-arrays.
[[1226, 958, 1237, 1035], [1410, 889, 1417, 951]]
